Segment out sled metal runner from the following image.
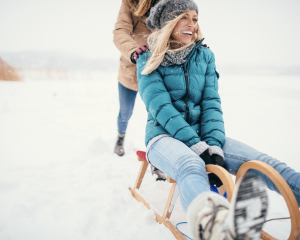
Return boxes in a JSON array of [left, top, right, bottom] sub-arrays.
[[129, 150, 300, 240]]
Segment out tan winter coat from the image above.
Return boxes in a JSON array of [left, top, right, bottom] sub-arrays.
[[113, 0, 152, 91]]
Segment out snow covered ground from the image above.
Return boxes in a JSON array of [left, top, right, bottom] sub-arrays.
[[0, 73, 299, 240]]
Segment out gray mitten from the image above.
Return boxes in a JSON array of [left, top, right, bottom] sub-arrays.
[[190, 141, 212, 165], [190, 141, 209, 156]]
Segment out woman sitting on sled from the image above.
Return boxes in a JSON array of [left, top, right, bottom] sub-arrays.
[[136, 0, 300, 239]]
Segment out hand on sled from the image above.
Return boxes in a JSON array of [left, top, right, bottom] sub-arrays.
[[131, 44, 149, 64], [211, 153, 226, 170], [200, 147, 227, 187], [200, 148, 226, 168], [200, 149, 211, 165]]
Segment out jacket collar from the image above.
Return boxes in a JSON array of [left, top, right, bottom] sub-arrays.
[[184, 38, 205, 63]]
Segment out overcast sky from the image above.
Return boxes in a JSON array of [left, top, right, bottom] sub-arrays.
[[0, 0, 299, 67]]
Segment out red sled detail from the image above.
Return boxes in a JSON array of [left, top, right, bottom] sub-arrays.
[[136, 151, 147, 161]]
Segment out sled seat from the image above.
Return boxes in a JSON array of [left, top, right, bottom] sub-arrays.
[[130, 150, 235, 240]]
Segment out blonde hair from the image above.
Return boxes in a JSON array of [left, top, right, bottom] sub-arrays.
[[142, 12, 203, 75], [134, 0, 152, 17]]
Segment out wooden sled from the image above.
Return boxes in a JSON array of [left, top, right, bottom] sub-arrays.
[[129, 151, 300, 240], [129, 150, 235, 240], [236, 161, 300, 240]]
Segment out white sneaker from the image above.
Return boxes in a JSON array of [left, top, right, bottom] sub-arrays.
[[187, 174, 268, 240]]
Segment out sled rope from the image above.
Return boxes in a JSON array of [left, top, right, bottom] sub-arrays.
[[265, 217, 291, 222], [175, 222, 193, 240]]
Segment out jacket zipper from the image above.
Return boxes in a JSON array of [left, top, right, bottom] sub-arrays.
[[183, 65, 190, 122]]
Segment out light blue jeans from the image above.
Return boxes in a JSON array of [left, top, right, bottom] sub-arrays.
[[147, 136, 300, 212]]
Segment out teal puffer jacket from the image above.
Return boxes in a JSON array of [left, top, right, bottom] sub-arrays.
[[137, 40, 225, 149]]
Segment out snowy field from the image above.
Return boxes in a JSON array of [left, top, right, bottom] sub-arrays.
[[0, 73, 300, 240]]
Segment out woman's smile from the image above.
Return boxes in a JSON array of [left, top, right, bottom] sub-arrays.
[[181, 30, 193, 38]]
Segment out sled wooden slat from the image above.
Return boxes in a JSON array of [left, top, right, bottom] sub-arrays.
[[167, 176, 176, 183], [236, 160, 300, 240], [218, 185, 226, 196], [130, 149, 235, 240], [260, 231, 278, 240], [162, 183, 179, 220], [134, 160, 149, 190], [129, 187, 187, 240]]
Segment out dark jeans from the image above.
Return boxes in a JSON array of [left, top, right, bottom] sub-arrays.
[[117, 82, 137, 134]]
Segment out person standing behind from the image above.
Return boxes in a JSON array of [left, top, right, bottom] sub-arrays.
[[113, 0, 158, 157]]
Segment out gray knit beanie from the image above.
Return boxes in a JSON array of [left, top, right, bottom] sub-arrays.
[[146, 0, 198, 31]]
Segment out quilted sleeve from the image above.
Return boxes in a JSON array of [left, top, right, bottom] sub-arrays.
[[137, 53, 201, 147], [200, 51, 225, 148]]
